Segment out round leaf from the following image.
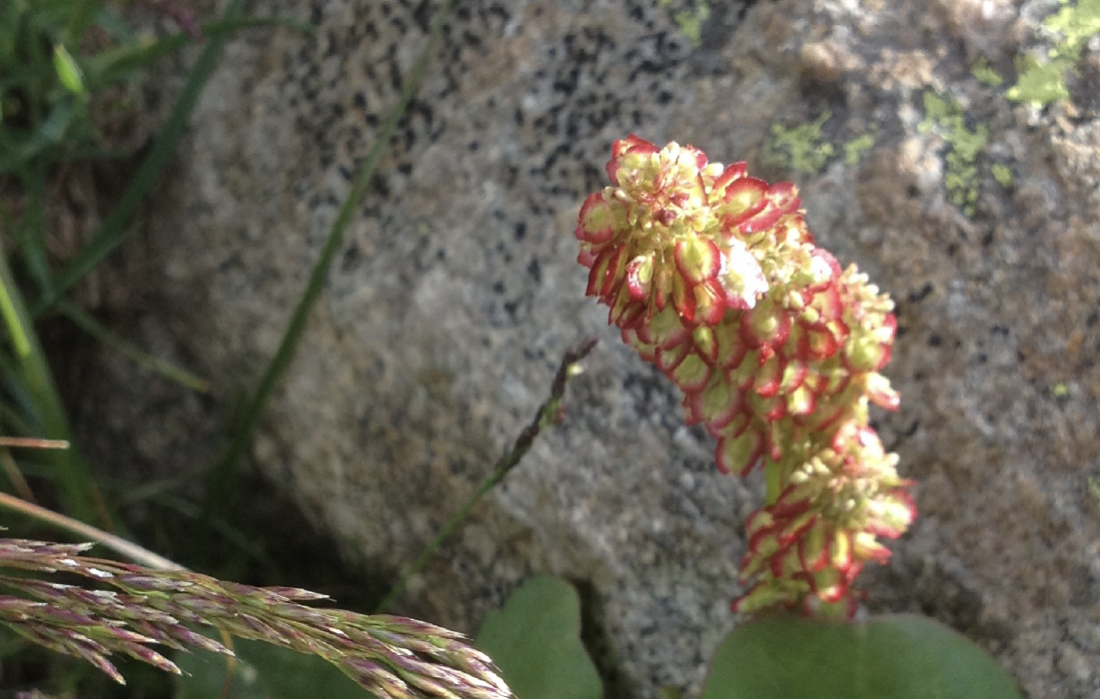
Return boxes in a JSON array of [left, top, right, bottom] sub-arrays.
[[475, 575, 602, 699], [700, 614, 1021, 699]]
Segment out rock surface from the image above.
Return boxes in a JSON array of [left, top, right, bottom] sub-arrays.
[[81, 0, 1100, 697]]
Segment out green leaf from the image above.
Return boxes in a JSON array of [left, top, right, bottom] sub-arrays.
[[475, 575, 602, 699], [53, 44, 85, 94], [700, 613, 1022, 699], [175, 637, 369, 699]]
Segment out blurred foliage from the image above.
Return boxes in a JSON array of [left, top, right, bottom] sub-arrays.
[[2, 0, 143, 174], [476, 576, 602, 699], [700, 614, 1022, 699]]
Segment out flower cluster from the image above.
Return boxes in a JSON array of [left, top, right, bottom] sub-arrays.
[[575, 136, 915, 615]]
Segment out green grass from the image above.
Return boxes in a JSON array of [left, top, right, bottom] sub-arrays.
[[0, 0, 558, 695], [0, 0, 344, 695], [1, 0, 591, 693], [0, 0, 302, 532]]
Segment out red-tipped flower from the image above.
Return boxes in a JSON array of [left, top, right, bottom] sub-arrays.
[[575, 136, 913, 616]]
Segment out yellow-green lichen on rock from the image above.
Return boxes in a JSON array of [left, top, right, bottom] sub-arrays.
[[659, 0, 710, 47], [762, 111, 835, 175], [970, 58, 1004, 87], [1007, 0, 1100, 106], [991, 163, 1013, 186], [844, 133, 875, 165], [1009, 54, 1073, 106], [918, 92, 988, 216]]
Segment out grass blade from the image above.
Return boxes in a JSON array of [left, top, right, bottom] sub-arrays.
[[29, 0, 250, 318], [87, 16, 315, 87], [203, 0, 454, 512], [57, 298, 209, 393], [0, 246, 100, 524]]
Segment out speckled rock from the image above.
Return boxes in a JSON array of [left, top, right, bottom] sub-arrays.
[[80, 0, 1100, 697]]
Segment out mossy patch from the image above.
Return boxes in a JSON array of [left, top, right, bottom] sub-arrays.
[[762, 111, 835, 176], [844, 133, 875, 165], [659, 0, 710, 47], [971, 58, 1004, 87], [991, 163, 1013, 186], [1006, 0, 1100, 106], [1009, 54, 1073, 105], [918, 92, 989, 216]]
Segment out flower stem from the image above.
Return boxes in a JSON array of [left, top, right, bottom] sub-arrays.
[[376, 337, 597, 613]]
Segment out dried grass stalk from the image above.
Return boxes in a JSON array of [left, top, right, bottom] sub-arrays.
[[0, 538, 512, 699]]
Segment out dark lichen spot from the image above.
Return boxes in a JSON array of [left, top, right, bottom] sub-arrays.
[[370, 174, 391, 197], [412, 0, 431, 31], [487, 3, 510, 22], [522, 347, 546, 362], [340, 245, 360, 272], [553, 66, 582, 95], [449, 457, 466, 476], [908, 282, 934, 303]]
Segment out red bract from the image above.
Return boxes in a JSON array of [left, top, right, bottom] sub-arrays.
[[575, 136, 913, 617], [606, 135, 659, 185], [674, 239, 721, 286], [576, 193, 617, 245]]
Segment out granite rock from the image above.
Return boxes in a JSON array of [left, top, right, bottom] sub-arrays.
[[80, 0, 1100, 697]]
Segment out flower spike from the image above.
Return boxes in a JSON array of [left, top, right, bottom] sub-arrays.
[[575, 136, 914, 616]]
